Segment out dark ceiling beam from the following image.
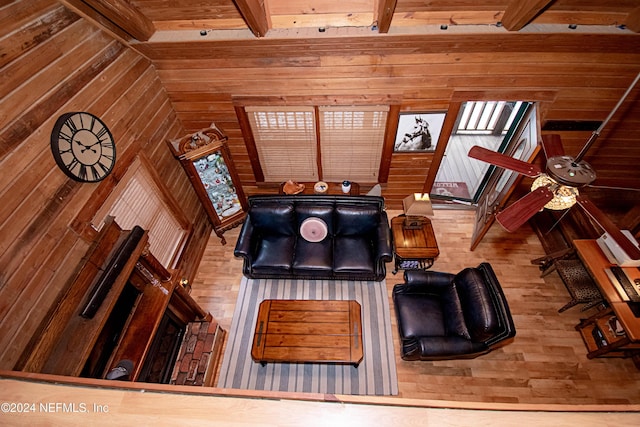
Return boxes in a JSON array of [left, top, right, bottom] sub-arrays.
[[233, 0, 270, 37], [376, 0, 397, 33], [627, 7, 640, 33], [501, 0, 555, 31]]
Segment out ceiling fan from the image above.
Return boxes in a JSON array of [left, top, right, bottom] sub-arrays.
[[468, 71, 640, 261]]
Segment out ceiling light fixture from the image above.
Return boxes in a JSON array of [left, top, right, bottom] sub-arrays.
[[530, 174, 579, 210]]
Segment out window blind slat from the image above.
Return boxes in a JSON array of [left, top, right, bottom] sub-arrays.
[[319, 106, 389, 182], [92, 165, 187, 268], [246, 105, 389, 184], [246, 107, 318, 182]]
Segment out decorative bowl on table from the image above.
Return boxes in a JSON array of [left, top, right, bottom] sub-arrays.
[[314, 181, 328, 193], [283, 180, 305, 195]]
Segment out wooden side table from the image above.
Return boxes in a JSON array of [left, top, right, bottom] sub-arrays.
[[391, 215, 439, 274]]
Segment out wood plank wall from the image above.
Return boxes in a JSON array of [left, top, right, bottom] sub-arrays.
[[2, 1, 640, 371], [0, 1, 211, 370], [137, 29, 640, 208]]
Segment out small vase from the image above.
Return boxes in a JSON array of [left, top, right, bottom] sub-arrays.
[[341, 180, 351, 194]]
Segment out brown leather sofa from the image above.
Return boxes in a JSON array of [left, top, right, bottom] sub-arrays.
[[392, 263, 516, 360], [234, 195, 393, 281]]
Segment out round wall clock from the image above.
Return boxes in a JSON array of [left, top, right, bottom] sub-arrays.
[[50, 112, 116, 182]]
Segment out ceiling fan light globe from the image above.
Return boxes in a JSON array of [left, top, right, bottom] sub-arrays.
[[531, 175, 579, 210]]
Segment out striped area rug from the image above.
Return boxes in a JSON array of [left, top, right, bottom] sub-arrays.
[[217, 277, 398, 396]]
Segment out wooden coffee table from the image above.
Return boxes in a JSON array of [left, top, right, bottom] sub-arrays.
[[251, 300, 363, 367], [391, 214, 440, 273]]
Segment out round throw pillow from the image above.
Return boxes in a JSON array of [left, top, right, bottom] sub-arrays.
[[300, 217, 328, 242]]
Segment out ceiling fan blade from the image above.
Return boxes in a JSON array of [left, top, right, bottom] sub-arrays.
[[468, 146, 542, 178], [495, 186, 555, 232], [576, 196, 640, 260], [541, 134, 565, 159]]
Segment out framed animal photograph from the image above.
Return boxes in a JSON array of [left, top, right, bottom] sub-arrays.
[[394, 111, 446, 152]]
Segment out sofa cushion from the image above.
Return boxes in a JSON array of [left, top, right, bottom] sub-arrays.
[[394, 293, 446, 338], [252, 235, 295, 274], [293, 238, 333, 274], [250, 202, 296, 235], [442, 293, 471, 340], [454, 268, 500, 342], [334, 205, 379, 236], [296, 204, 334, 235], [333, 236, 374, 274], [415, 337, 486, 359]]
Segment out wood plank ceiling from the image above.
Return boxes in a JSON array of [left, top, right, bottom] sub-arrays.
[[64, 0, 640, 41], [58, 0, 640, 204]]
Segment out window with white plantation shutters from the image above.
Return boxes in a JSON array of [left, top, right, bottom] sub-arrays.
[[319, 105, 389, 182], [245, 106, 318, 182], [92, 158, 188, 269]]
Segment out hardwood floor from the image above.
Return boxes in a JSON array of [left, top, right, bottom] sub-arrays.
[[191, 208, 640, 405]]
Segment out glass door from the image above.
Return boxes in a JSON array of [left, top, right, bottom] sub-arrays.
[[469, 103, 540, 250], [431, 101, 528, 203]]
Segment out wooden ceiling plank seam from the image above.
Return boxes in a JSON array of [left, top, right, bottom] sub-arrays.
[[501, 0, 555, 31], [0, 42, 127, 159], [129, 1, 243, 22], [390, 10, 503, 26], [0, 5, 80, 70], [0, 0, 63, 36], [270, 13, 374, 29], [152, 19, 248, 32], [532, 10, 629, 26]]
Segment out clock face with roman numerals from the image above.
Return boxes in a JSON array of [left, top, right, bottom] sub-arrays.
[[50, 112, 116, 183]]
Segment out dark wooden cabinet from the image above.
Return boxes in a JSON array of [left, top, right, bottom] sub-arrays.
[[168, 124, 247, 244], [19, 218, 224, 384]]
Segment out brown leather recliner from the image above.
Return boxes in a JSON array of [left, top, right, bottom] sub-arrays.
[[392, 263, 516, 360]]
